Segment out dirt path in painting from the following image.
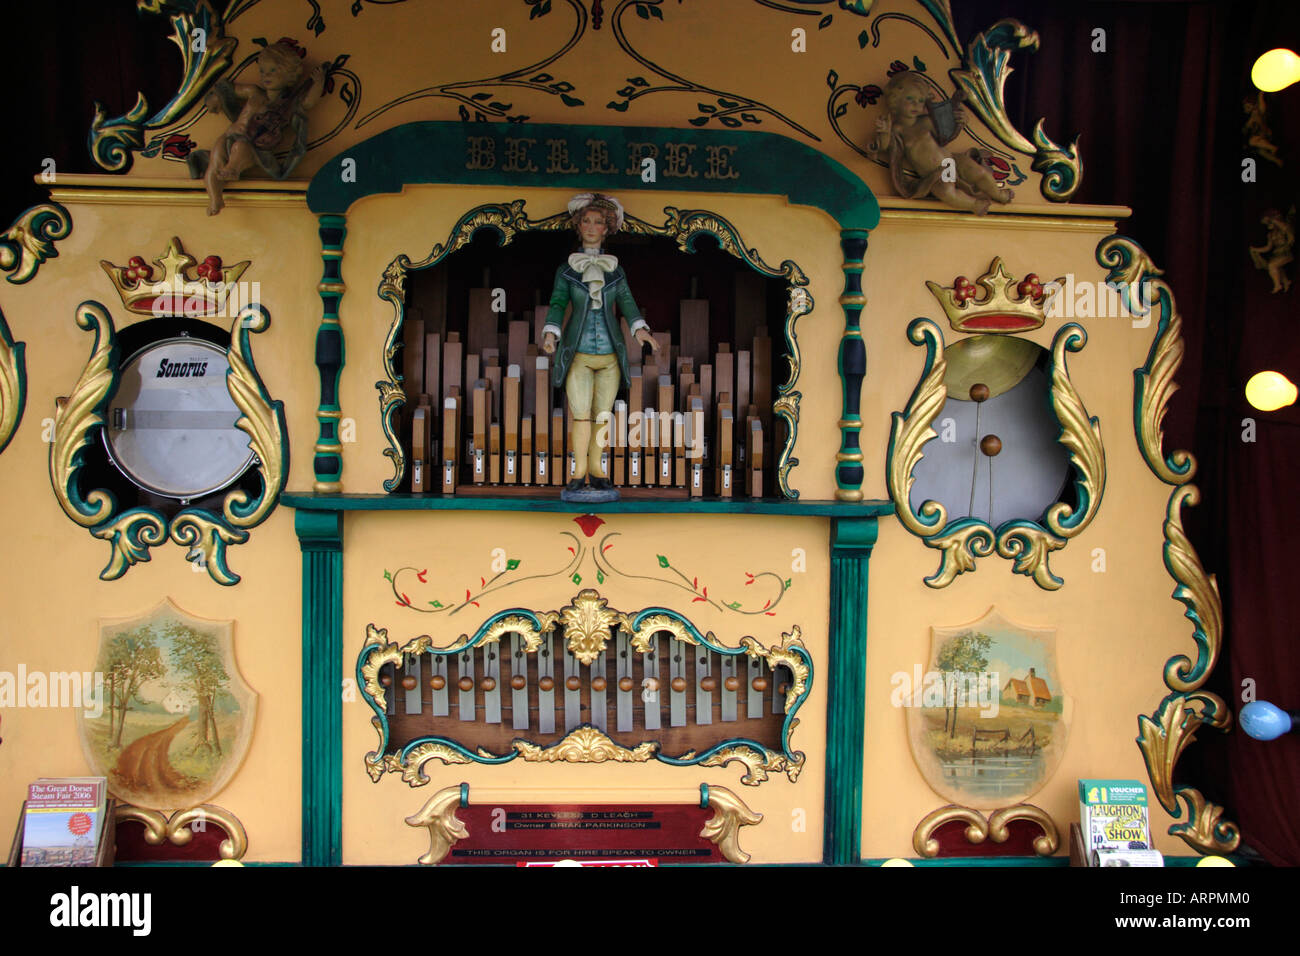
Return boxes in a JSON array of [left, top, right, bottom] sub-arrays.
[[113, 717, 194, 792]]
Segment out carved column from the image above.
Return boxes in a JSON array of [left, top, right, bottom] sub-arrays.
[[825, 515, 877, 864], [836, 230, 869, 500], [297, 508, 343, 866], [315, 215, 347, 492]]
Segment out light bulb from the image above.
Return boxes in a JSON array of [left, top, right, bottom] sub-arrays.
[[1245, 371, 1297, 411], [1252, 48, 1300, 92]]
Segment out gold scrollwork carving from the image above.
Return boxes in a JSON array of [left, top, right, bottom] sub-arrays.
[[987, 804, 1059, 856], [913, 805, 990, 858], [50, 302, 118, 528], [742, 625, 808, 718], [700, 785, 763, 864], [1105, 235, 1236, 854], [447, 612, 559, 655], [696, 743, 802, 786], [377, 256, 410, 491], [514, 725, 659, 764], [913, 803, 1059, 858], [88, 0, 237, 173], [388, 742, 474, 787], [220, 306, 286, 532], [405, 785, 469, 866], [1, 202, 73, 286], [92, 511, 169, 581], [625, 612, 703, 654], [115, 803, 248, 860], [360, 624, 404, 712]]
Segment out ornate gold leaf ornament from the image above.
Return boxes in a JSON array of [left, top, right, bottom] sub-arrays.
[[887, 316, 1104, 589], [359, 594, 811, 787], [1097, 235, 1238, 855], [115, 803, 248, 861], [375, 201, 809, 496], [913, 803, 1058, 858]]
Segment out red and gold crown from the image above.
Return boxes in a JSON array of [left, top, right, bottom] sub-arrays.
[[925, 257, 1060, 334], [99, 236, 250, 317]]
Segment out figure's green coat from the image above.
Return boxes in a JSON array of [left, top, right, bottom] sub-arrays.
[[545, 263, 644, 392]]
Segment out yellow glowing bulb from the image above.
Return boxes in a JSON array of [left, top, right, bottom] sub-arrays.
[[1245, 371, 1298, 411], [1196, 855, 1234, 867], [1252, 48, 1300, 92], [880, 858, 914, 867], [211, 859, 245, 867]]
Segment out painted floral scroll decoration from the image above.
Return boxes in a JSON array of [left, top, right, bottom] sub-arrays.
[[384, 514, 792, 615]]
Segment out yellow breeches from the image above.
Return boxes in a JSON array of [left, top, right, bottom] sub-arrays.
[[565, 351, 621, 479]]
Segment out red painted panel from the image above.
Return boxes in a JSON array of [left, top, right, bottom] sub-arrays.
[[447, 804, 723, 864]]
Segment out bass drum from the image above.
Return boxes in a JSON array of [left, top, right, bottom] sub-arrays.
[[102, 336, 255, 500]]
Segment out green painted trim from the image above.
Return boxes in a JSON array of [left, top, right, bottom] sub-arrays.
[[699, 784, 709, 810], [825, 516, 876, 865], [297, 509, 344, 866], [282, 493, 895, 517], [306, 122, 879, 229], [315, 215, 347, 489], [836, 232, 869, 498]]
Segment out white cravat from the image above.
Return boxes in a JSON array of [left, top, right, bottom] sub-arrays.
[[568, 251, 618, 308]]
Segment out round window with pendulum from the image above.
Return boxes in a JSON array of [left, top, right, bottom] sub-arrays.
[[909, 335, 1072, 528]]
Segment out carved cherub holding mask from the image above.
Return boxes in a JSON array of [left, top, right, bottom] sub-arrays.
[[188, 38, 325, 215], [868, 72, 1012, 214]]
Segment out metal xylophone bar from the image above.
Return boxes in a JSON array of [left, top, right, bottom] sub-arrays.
[[382, 630, 793, 738]]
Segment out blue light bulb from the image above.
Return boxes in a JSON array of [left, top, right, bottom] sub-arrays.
[[1240, 701, 1294, 741]]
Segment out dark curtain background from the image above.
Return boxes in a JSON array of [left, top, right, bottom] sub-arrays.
[[2, 1, 1297, 864]]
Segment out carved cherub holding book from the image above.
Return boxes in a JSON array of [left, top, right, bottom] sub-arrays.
[[188, 38, 325, 215], [868, 72, 1012, 214]]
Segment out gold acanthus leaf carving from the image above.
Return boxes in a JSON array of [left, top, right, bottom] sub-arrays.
[[406, 785, 469, 866], [220, 306, 285, 529], [741, 626, 809, 717], [1042, 325, 1106, 539], [91, 511, 168, 581], [50, 302, 117, 527], [1137, 691, 1230, 817], [887, 319, 950, 540], [394, 742, 474, 787], [513, 726, 659, 764], [1162, 485, 1223, 693], [447, 612, 558, 654], [560, 589, 622, 665], [1169, 787, 1241, 856], [360, 624, 403, 712], [697, 744, 798, 787], [627, 613, 704, 654], [700, 786, 763, 864]]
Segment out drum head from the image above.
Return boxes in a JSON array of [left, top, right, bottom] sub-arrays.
[[103, 337, 255, 499]]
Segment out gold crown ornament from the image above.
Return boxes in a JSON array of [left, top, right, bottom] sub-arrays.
[[100, 236, 250, 317], [925, 257, 1060, 334]]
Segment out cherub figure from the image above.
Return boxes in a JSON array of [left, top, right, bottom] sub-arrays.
[[1250, 208, 1295, 293], [868, 72, 1012, 214], [541, 193, 659, 498], [188, 38, 325, 215], [1243, 93, 1283, 167]]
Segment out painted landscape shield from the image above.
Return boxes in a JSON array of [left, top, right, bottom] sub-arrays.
[[905, 607, 1071, 810], [77, 599, 257, 810]]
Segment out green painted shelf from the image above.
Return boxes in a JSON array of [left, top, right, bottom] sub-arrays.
[[281, 493, 896, 517]]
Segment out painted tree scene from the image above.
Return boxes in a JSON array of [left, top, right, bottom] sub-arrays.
[[77, 600, 257, 810], [906, 608, 1070, 809]]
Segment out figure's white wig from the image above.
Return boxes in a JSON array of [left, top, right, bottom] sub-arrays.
[[567, 192, 625, 233]]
